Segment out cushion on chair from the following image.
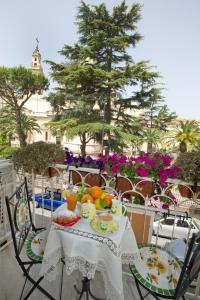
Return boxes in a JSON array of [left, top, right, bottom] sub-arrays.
[[26, 229, 47, 262], [130, 244, 183, 297]]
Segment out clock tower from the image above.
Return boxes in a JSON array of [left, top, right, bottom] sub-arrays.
[[30, 38, 43, 75]]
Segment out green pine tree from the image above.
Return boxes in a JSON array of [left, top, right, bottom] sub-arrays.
[[46, 1, 165, 155]]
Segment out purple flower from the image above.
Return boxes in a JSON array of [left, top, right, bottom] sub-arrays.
[[136, 168, 149, 177], [110, 153, 118, 162], [158, 170, 168, 183], [162, 203, 169, 209], [119, 154, 127, 164], [162, 155, 172, 167], [111, 164, 120, 176], [96, 159, 103, 170]]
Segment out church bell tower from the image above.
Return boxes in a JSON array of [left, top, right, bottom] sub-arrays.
[[30, 38, 43, 75]]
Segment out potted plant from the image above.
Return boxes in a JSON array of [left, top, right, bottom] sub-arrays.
[[64, 150, 104, 186], [116, 153, 154, 198], [12, 141, 65, 176], [101, 152, 180, 198], [174, 150, 200, 199]]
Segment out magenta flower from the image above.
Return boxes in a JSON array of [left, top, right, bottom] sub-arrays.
[[102, 166, 106, 173], [162, 203, 169, 209], [111, 164, 120, 176], [136, 168, 149, 177], [162, 155, 171, 167], [119, 155, 127, 164], [158, 169, 168, 183]]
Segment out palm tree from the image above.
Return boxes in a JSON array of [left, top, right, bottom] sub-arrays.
[[168, 120, 200, 152], [20, 114, 41, 141], [0, 106, 41, 146], [141, 128, 164, 153]]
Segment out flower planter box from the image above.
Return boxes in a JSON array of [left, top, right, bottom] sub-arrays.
[[178, 184, 200, 199], [34, 166, 59, 177], [68, 166, 105, 187], [48, 167, 59, 177], [115, 176, 154, 198]]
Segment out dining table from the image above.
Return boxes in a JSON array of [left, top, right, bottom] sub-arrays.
[[39, 203, 140, 300]]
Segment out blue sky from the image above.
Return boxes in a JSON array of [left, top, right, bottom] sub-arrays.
[[0, 0, 200, 119]]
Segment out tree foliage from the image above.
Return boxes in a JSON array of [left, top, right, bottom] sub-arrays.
[[0, 106, 41, 144], [167, 120, 200, 152], [0, 66, 48, 147], [47, 1, 174, 155]]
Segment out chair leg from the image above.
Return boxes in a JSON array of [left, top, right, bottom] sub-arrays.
[[19, 263, 34, 299], [86, 288, 89, 300], [23, 274, 55, 300], [59, 260, 64, 300], [19, 276, 28, 300], [135, 277, 161, 300], [151, 292, 161, 300], [135, 277, 145, 300], [23, 276, 44, 300]]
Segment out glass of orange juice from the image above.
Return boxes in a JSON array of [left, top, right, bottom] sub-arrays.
[[66, 192, 78, 211]]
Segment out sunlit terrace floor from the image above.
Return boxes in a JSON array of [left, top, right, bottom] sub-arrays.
[[0, 244, 143, 300], [0, 210, 194, 300], [0, 212, 139, 300]]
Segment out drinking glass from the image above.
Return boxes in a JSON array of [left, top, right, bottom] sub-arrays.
[[66, 192, 78, 211]]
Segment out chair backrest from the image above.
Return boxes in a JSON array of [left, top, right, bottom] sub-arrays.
[[174, 231, 200, 299], [5, 178, 34, 257]]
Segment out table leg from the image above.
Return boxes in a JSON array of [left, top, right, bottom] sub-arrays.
[[74, 277, 105, 300]]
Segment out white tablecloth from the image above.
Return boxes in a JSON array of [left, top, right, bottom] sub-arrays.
[[40, 204, 139, 300]]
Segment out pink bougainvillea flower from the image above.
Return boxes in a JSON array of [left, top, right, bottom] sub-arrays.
[[111, 164, 120, 176], [162, 155, 171, 167], [136, 168, 150, 177], [119, 155, 127, 164], [158, 169, 168, 183], [162, 203, 169, 209], [102, 166, 106, 173]]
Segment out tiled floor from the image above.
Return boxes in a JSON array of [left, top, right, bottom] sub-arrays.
[[1, 242, 196, 300], [0, 210, 196, 300], [0, 243, 144, 300]]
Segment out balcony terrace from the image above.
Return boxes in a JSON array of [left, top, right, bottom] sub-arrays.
[[0, 161, 200, 300]]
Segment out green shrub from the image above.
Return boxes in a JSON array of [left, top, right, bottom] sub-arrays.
[[0, 146, 19, 159], [12, 141, 65, 175]]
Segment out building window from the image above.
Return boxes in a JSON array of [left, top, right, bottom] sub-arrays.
[[35, 58, 37, 61], [34, 63, 37, 66], [56, 136, 61, 145]]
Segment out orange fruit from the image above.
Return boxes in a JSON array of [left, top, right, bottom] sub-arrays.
[[104, 194, 113, 207], [90, 186, 103, 199], [81, 194, 94, 203]]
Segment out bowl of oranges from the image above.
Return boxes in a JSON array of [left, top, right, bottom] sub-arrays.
[[79, 186, 114, 211]]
